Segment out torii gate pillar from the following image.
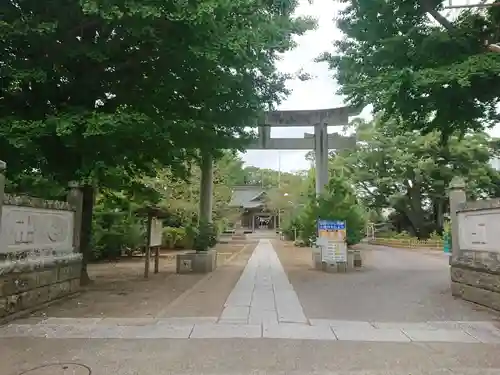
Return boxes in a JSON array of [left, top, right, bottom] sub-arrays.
[[314, 123, 329, 195]]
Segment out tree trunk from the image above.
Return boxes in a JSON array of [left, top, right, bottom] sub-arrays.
[[79, 184, 95, 285], [434, 199, 444, 232], [404, 185, 430, 238]]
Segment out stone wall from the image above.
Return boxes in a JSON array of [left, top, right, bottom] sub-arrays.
[[450, 197, 500, 311], [0, 259, 81, 319], [0, 162, 82, 320]]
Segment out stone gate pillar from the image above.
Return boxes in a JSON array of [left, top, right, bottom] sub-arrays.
[[0, 161, 5, 231], [66, 181, 84, 253], [199, 152, 214, 223], [449, 176, 466, 263], [314, 123, 328, 195]]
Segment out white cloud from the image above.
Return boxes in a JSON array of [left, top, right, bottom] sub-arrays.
[[241, 0, 500, 173], [242, 0, 348, 172]]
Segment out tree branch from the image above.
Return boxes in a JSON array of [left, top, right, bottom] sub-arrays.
[[420, 0, 500, 53], [419, 0, 455, 32]]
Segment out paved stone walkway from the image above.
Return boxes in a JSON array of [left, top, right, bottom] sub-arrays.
[[220, 239, 307, 325], [1, 317, 500, 342], [1, 240, 499, 343]]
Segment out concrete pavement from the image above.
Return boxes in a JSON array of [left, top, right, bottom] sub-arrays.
[[1, 239, 500, 375], [3, 337, 500, 375], [1, 240, 499, 342]]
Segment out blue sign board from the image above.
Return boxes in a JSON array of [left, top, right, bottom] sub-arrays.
[[317, 220, 346, 230]]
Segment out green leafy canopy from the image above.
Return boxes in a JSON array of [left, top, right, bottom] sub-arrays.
[[338, 116, 500, 237], [1, 0, 315, 185], [320, 0, 500, 138]]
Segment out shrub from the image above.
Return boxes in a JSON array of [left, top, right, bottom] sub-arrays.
[[394, 231, 411, 239], [443, 221, 451, 236], [162, 227, 187, 249], [429, 231, 442, 241], [192, 221, 218, 252], [293, 239, 307, 247], [298, 176, 366, 246], [282, 217, 302, 241], [92, 212, 144, 260], [376, 230, 398, 238]]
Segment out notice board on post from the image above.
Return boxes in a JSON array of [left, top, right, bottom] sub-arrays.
[[149, 217, 163, 247], [317, 219, 347, 264]]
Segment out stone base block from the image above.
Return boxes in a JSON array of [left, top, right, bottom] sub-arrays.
[[313, 249, 362, 272], [312, 250, 322, 270], [322, 262, 348, 273], [0, 259, 81, 319], [346, 251, 354, 269], [352, 250, 362, 268], [451, 265, 500, 311], [451, 282, 500, 311], [176, 250, 217, 274]]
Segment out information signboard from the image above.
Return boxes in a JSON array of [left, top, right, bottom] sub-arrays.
[[149, 217, 163, 247], [317, 220, 347, 263]]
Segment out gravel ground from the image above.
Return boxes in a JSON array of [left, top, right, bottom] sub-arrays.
[[274, 242, 499, 323]]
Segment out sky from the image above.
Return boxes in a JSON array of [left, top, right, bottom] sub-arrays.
[[240, 0, 500, 173]]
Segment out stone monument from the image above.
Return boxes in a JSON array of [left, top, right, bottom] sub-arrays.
[[0, 162, 82, 321]]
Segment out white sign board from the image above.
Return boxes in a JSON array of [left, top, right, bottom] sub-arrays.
[[322, 241, 347, 263], [0, 205, 74, 254], [458, 209, 500, 253], [149, 218, 163, 247]]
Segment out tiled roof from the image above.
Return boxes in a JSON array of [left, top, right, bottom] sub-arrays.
[[229, 186, 267, 208]]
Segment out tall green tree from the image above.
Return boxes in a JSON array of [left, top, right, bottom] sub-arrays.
[[342, 116, 500, 237], [321, 0, 500, 138], [298, 175, 366, 245], [1, 0, 314, 282]]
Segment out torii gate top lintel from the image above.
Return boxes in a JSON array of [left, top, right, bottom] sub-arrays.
[[261, 105, 362, 127], [249, 105, 361, 194]]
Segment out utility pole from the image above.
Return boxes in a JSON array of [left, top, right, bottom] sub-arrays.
[[277, 151, 281, 230]]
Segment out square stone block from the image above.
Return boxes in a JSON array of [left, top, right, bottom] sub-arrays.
[[346, 251, 355, 269], [312, 252, 322, 270], [157, 317, 217, 325], [310, 319, 374, 331], [1, 268, 58, 297], [322, 262, 348, 273], [99, 317, 157, 326], [42, 317, 103, 325], [176, 250, 217, 274], [451, 281, 500, 310], [219, 306, 250, 322], [0, 260, 81, 320], [464, 325, 500, 344], [190, 323, 261, 338], [264, 323, 337, 340], [58, 263, 81, 282], [0, 297, 7, 317], [333, 326, 411, 342], [49, 280, 71, 300], [20, 286, 51, 310], [353, 250, 362, 267], [69, 278, 80, 292], [249, 309, 278, 325], [402, 328, 479, 343]]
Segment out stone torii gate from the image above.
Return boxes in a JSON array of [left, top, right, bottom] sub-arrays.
[[198, 106, 361, 223]]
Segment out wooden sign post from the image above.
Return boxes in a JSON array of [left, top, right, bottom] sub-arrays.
[[135, 206, 166, 279]]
